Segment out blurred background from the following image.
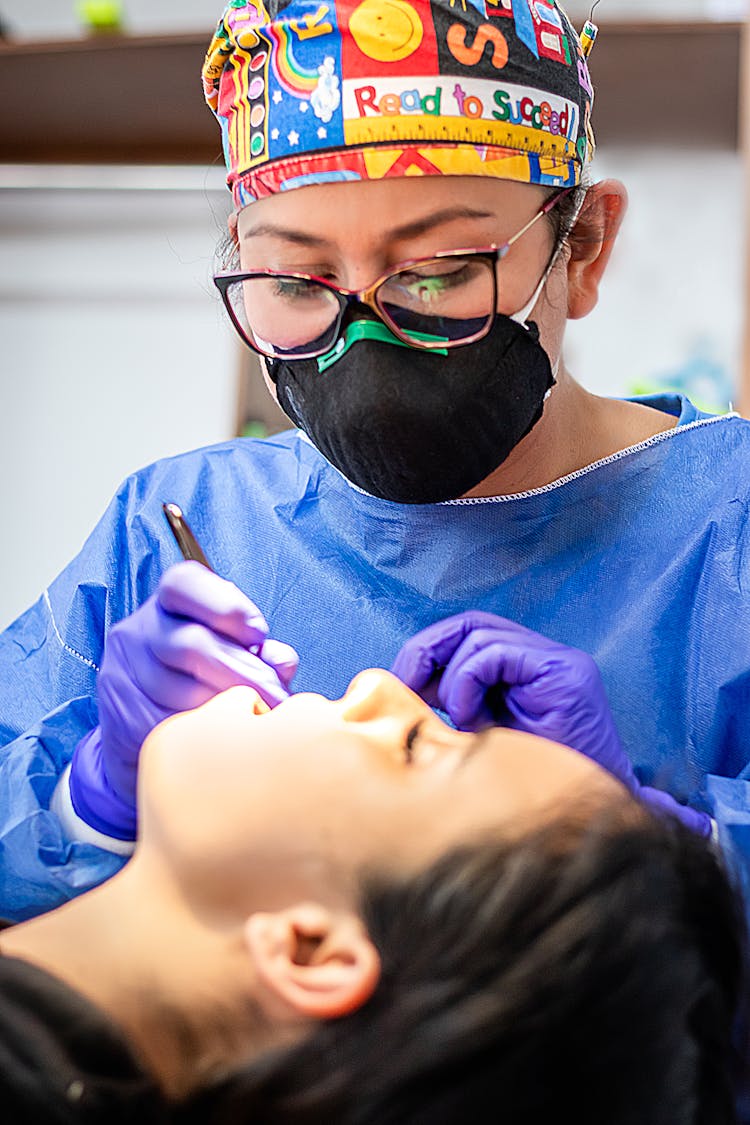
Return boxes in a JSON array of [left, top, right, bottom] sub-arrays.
[[1, 0, 749, 627]]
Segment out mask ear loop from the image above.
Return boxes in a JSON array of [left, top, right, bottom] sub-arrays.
[[510, 188, 588, 388], [510, 188, 587, 328], [510, 263, 557, 328]]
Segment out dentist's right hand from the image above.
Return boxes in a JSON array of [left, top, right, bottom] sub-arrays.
[[67, 562, 299, 841]]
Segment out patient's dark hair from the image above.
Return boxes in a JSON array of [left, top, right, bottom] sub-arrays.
[[182, 802, 748, 1125]]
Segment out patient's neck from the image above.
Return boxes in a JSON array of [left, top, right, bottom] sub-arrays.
[[0, 857, 267, 1099]]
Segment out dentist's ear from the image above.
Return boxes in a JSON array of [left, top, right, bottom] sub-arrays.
[[244, 903, 381, 1021], [227, 211, 239, 248], [566, 179, 627, 320]]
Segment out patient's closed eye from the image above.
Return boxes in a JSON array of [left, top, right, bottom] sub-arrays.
[[404, 721, 424, 765]]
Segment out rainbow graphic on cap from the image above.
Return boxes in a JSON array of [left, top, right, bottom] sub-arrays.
[[267, 19, 321, 96], [203, 0, 596, 206]]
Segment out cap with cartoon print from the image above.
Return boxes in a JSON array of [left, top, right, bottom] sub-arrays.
[[202, 0, 596, 207]]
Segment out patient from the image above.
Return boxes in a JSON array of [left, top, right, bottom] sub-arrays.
[[0, 671, 746, 1124]]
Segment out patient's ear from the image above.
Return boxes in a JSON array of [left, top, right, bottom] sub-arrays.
[[244, 903, 380, 1020]]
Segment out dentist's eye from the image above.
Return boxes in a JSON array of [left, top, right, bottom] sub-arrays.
[[404, 720, 424, 765]]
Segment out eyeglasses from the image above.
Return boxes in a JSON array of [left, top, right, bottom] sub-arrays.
[[214, 188, 571, 361]]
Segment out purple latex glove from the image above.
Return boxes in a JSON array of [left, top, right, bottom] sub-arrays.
[[70, 561, 299, 840], [392, 611, 711, 837]]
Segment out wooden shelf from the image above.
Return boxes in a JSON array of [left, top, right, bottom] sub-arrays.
[[0, 21, 742, 164], [0, 33, 217, 164], [591, 21, 740, 149]]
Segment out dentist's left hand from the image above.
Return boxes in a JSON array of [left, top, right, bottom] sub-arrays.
[[392, 610, 634, 786], [393, 611, 711, 837], [68, 562, 298, 839]]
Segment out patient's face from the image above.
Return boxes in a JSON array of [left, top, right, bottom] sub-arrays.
[[139, 671, 621, 912]]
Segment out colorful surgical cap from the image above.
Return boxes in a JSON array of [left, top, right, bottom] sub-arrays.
[[202, 0, 595, 208]]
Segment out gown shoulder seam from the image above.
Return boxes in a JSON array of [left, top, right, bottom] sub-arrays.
[[43, 591, 101, 674], [439, 413, 741, 506]]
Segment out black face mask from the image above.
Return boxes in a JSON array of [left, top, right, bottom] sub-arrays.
[[267, 313, 555, 505]]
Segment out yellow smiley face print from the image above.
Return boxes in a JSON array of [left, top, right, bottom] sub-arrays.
[[349, 0, 424, 63]]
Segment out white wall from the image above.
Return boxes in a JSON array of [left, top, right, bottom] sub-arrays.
[[0, 168, 237, 629], [566, 148, 743, 410], [0, 0, 224, 38], [1, 0, 745, 39], [563, 0, 746, 17]]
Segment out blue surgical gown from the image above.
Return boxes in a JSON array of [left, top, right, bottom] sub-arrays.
[[2, 393, 750, 920]]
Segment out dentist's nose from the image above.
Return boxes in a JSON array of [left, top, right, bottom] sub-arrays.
[[339, 669, 432, 724]]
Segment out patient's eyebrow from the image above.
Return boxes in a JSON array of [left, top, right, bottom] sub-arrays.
[[459, 726, 499, 769]]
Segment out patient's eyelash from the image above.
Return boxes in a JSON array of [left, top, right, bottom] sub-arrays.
[[404, 721, 424, 764]]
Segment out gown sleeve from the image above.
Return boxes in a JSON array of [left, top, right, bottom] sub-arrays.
[[695, 494, 750, 925], [0, 469, 166, 921], [704, 776, 750, 916]]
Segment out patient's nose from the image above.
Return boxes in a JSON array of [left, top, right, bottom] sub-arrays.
[[340, 669, 432, 725]]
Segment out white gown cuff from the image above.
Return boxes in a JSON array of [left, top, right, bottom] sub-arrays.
[[51, 764, 135, 857]]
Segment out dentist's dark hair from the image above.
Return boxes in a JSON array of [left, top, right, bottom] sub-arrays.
[[183, 798, 748, 1125]]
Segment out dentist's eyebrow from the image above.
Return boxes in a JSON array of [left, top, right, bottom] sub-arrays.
[[386, 207, 495, 242], [241, 208, 495, 248], [241, 223, 330, 247]]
